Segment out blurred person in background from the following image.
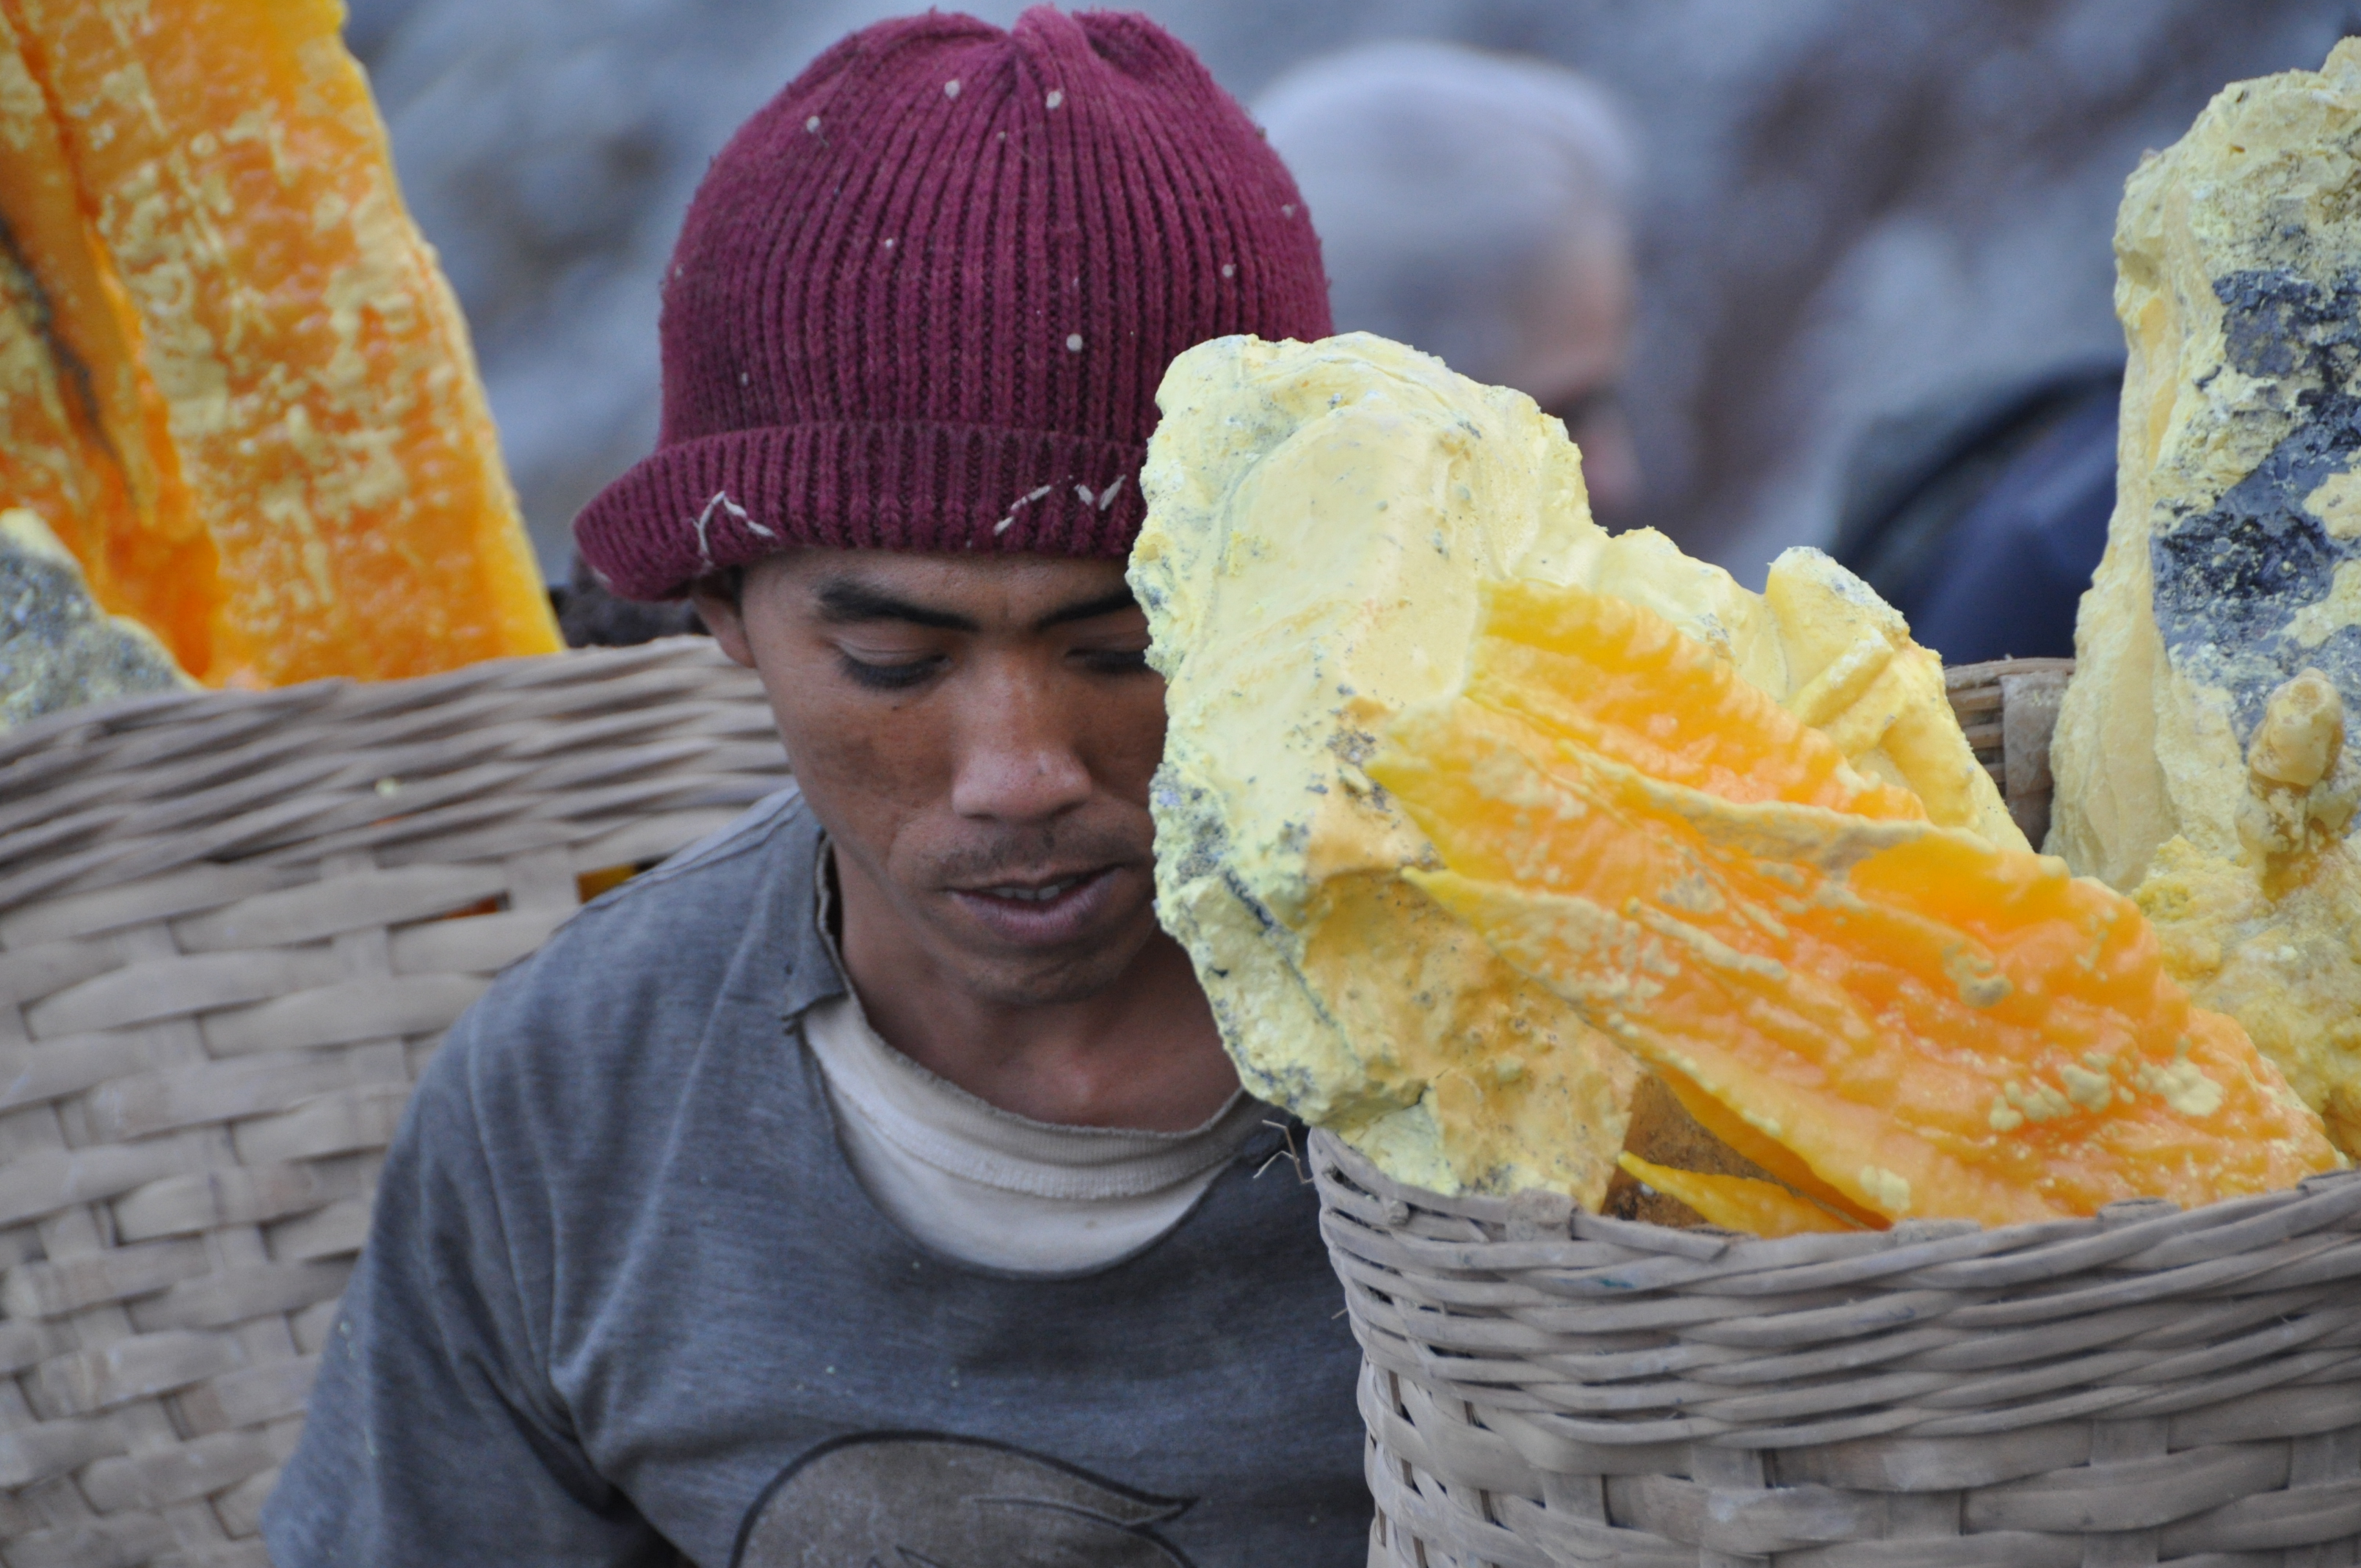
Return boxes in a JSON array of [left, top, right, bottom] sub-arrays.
[[1832, 365, 2119, 664], [1257, 40, 1644, 520]]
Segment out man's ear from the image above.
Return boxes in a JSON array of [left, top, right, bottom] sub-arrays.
[[689, 581, 756, 669]]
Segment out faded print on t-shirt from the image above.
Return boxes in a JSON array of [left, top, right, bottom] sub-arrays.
[[731, 1433, 1196, 1567]]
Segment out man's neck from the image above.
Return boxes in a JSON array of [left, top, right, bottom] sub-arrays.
[[828, 854, 1241, 1133]]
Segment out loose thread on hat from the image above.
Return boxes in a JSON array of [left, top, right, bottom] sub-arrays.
[[994, 483, 1057, 536], [692, 490, 768, 565]]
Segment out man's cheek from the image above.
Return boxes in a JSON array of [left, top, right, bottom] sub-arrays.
[[760, 671, 924, 808], [783, 710, 916, 804], [1098, 688, 1172, 800]]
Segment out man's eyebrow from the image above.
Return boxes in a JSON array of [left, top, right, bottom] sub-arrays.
[[1034, 589, 1139, 631], [811, 578, 980, 632]]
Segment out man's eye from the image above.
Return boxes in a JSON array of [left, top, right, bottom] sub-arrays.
[[838, 653, 943, 691]]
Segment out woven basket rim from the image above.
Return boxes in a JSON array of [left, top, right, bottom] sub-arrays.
[[0, 638, 722, 767], [1310, 1125, 2361, 1277], [0, 639, 761, 916]]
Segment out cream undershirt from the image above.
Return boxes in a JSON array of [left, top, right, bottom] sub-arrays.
[[801, 988, 1272, 1273]]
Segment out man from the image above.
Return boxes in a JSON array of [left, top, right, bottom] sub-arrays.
[[262, 10, 1366, 1564], [1255, 41, 1645, 520]]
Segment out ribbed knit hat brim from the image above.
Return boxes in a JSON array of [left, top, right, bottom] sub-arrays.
[[581, 424, 1145, 596], [575, 7, 1330, 599]]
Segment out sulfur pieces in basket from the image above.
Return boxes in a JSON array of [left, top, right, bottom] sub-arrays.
[[1371, 578, 2340, 1229], [1136, 331, 2021, 1208]]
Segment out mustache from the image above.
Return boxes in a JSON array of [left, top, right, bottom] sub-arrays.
[[925, 824, 1147, 888]]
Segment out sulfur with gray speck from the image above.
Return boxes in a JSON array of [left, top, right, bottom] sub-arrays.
[[0, 524, 191, 730]]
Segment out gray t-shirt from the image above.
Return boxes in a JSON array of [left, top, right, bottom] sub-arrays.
[[261, 789, 1370, 1567]]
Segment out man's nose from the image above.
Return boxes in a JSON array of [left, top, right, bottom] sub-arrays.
[[948, 672, 1095, 823]]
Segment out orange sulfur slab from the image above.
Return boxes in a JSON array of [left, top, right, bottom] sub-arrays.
[[0, 6, 214, 675], [1373, 580, 2341, 1229], [1617, 1153, 1860, 1238], [0, 0, 558, 686]]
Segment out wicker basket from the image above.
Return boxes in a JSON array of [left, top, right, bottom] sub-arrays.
[[0, 639, 786, 1567], [1318, 1132, 2361, 1568], [1320, 659, 2361, 1567]]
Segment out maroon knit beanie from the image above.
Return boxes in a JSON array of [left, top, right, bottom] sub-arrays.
[[574, 7, 1331, 600]]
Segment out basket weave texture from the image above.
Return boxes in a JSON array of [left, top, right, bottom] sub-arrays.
[[1944, 657, 2072, 849], [1316, 1131, 2361, 1568], [0, 639, 787, 1567]]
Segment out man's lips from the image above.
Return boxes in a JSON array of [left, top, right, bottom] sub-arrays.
[[962, 874, 1090, 902], [944, 865, 1128, 945]]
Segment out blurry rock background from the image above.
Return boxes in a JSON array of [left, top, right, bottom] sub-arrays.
[[346, 0, 2356, 584]]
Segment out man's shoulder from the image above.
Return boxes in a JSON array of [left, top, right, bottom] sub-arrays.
[[422, 786, 832, 1122], [535, 783, 822, 998], [583, 783, 817, 923]]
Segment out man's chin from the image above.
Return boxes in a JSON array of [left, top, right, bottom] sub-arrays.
[[945, 940, 1151, 1009], [930, 893, 1156, 1007]]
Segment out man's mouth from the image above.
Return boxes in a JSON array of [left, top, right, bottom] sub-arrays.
[[979, 877, 1084, 903], [946, 866, 1127, 944]]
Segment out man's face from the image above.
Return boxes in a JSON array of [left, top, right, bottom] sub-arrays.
[[1505, 229, 1642, 522], [696, 549, 1168, 1009]]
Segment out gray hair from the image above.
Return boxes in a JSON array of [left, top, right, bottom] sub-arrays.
[[1255, 41, 1636, 385]]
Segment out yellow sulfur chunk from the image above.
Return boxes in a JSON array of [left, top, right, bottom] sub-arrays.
[[0, 7, 214, 676], [1615, 1154, 1859, 1237], [1135, 333, 1644, 1202], [1136, 332, 2024, 1202], [2049, 40, 2361, 1153], [2132, 752, 2361, 1153], [1766, 551, 2022, 846]]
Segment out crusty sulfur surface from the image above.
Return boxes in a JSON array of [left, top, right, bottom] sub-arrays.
[[0, 7, 213, 676], [1134, 333, 2023, 1202], [1373, 579, 2340, 1227], [0, 0, 559, 684], [2049, 38, 2361, 1153], [1134, 333, 1643, 1203]]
